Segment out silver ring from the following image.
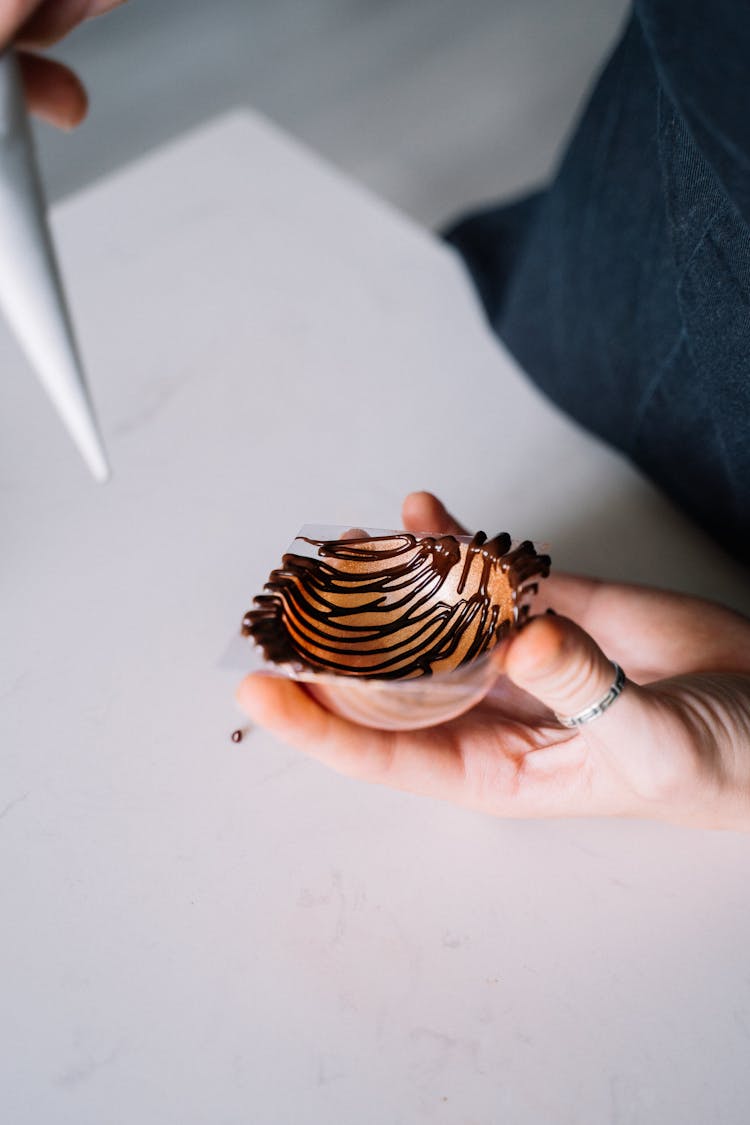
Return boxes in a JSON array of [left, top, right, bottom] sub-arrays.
[[555, 662, 626, 728]]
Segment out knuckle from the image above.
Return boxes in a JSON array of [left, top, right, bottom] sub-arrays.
[[554, 648, 603, 700]]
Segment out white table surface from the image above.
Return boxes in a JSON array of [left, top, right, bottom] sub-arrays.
[[1, 112, 749, 1125]]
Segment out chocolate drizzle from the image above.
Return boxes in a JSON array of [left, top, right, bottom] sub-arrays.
[[242, 531, 550, 680]]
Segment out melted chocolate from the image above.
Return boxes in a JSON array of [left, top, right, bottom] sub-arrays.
[[242, 531, 550, 680]]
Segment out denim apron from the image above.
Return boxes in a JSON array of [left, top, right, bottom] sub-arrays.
[[445, 0, 750, 564]]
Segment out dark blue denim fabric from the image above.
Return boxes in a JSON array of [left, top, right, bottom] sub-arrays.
[[445, 3, 750, 564]]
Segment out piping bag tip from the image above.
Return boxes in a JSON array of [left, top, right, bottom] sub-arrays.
[[67, 403, 111, 483], [89, 449, 111, 484], [1, 50, 112, 486]]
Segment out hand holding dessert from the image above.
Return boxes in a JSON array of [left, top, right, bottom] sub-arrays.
[[1, 0, 125, 129], [237, 492, 750, 831]]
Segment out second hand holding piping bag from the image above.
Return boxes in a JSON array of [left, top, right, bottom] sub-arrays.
[[0, 50, 109, 482]]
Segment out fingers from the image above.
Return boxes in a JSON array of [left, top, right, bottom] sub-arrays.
[[401, 491, 467, 536], [0, 0, 41, 45], [4, 0, 128, 130], [16, 0, 125, 48], [536, 576, 750, 679], [530, 572, 600, 619], [236, 673, 469, 798], [18, 51, 88, 128], [236, 674, 399, 781], [502, 613, 636, 723]]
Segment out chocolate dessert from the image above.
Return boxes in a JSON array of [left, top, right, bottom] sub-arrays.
[[242, 531, 550, 680]]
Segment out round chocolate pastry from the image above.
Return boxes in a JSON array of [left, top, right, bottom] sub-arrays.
[[242, 531, 550, 680]]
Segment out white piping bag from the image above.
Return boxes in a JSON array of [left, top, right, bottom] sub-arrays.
[[0, 51, 109, 481]]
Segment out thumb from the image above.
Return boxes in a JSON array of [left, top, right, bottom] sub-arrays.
[[503, 614, 627, 723]]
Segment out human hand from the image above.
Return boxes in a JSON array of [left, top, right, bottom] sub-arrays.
[[237, 492, 750, 830], [1, 0, 125, 128]]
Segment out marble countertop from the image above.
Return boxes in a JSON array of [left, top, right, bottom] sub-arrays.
[[1, 112, 748, 1125]]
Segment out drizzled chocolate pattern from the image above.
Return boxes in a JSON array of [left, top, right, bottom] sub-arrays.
[[243, 531, 550, 680]]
